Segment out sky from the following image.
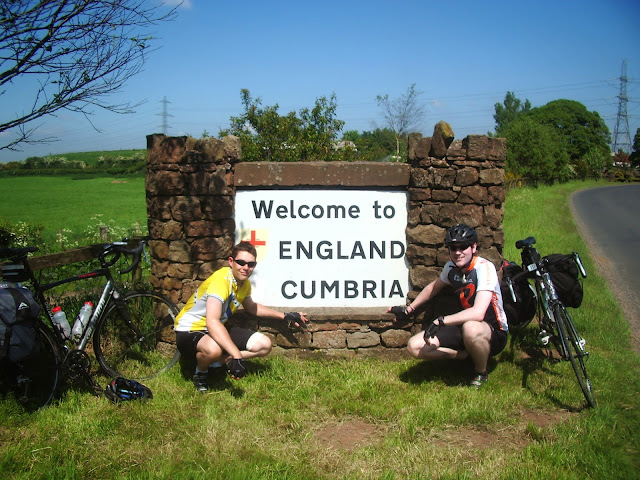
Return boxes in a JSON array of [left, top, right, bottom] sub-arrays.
[[1, 0, 639, 163]]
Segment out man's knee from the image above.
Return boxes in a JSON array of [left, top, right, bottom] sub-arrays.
[[406, 334, 424, 358], [248, 333, 272, 356]]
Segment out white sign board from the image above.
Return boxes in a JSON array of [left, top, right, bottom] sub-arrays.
[[234, 189, 409, 307]]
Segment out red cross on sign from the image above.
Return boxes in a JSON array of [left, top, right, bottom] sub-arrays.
[[248, 230, 266, 247]]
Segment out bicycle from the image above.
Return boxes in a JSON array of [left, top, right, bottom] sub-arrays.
[[0, 240, 180, 410], [506, 236, 596, 408]]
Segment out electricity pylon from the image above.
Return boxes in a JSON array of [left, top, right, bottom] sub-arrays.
[[612, 60, 631, 154]]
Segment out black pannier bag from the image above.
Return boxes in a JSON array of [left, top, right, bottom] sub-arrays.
[[543, 254, 583, 308], [500, 260, 537, 328], [0, 283, 42, 362]]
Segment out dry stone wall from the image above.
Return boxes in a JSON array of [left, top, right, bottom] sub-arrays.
[[145, 123, 506, 357]]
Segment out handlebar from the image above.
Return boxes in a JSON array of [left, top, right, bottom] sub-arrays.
[[98, 239, 147, 274]]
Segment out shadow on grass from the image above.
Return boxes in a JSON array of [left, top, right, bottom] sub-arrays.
[[179, 355, 276, 398], [504, 329, 590, 412], [399, 356, 499, 387]]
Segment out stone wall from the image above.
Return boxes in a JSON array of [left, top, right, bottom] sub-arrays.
[[145, 123, 506, 357]]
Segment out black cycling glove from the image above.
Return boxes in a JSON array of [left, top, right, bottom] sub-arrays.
[[390, 306, 410, 323], [424, 316, 445, 340], [285, 312, 305, 329], [226, 358, 247, 379]]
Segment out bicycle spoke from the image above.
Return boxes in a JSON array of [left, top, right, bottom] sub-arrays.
[[94, 291, 180, 380]]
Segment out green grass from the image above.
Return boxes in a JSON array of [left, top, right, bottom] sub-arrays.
[[0, 176, 147, 246], [1, 179, 639, 479]]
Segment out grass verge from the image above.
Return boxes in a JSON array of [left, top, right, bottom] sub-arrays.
[[1, 180, 639, 479]]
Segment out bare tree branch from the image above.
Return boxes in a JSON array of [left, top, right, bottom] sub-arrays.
[[376, 83, 426, 157], [0, 0, 180, 151]]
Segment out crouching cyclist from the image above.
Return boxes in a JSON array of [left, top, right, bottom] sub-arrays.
[[175, 241, 308, 392], [387, 224, 508, 389]]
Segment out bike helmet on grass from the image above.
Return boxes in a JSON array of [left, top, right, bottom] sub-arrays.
[[444, 224, 478, 245], [104, 377, 153, 403]]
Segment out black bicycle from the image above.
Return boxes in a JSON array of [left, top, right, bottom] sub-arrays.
[[0, 240, 179, 410], [507, 237, 595, 408]]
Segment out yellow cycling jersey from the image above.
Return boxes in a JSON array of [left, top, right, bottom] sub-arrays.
[[174, 266, 252, 332]]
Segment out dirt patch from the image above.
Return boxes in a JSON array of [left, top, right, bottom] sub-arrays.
[[312, 419, 381, 451], [111, 180, 129, 184], [311, 408, 573, 454], [431, 408, 574, 451]]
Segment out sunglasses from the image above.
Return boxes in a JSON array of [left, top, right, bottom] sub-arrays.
[[233, 258, 257, 268], [448, 243, 472, 252]]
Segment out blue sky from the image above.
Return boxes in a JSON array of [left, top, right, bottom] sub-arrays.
[[2, 0, 639, 162]]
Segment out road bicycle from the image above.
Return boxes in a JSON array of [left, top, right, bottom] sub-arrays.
[[0, 240, 179, 410], [506, 236, 596, 408]]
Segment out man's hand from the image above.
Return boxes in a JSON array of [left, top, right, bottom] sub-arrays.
[[424, 316, 445, 340], [285, 312, 308, 329], [226, 358, 247, 379], [388, 306, 410, 323]]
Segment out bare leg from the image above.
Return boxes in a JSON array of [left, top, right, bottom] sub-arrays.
[[461, 322, 492, 373]]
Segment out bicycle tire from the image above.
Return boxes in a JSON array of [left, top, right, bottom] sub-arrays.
[[93, 290, 180, 381], [0, 324, 61, 411], [553, 303, 597, 408]]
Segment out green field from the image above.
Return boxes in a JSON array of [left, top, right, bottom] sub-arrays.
[[0, 175, 147, 246], [0, 179, 639, 479]]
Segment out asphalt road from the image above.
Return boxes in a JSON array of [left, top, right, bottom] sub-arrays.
[[571, 184, 640, 352]]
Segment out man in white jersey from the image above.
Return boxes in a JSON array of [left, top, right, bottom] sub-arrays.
[[175, 241, 308, 392], [387, 224, 508, 389]]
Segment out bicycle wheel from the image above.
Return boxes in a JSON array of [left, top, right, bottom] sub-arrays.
[[553, 303, 596, 408], [93, 290, 180, 380], [0, 324, 61, 411]]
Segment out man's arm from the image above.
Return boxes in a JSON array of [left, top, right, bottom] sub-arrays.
[[438, 290, 493, 325], [242, 296, 309, 327], [205, 297, 243, 359]]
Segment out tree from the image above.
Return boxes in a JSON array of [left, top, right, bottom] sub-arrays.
[[630, 128, 640, 168], [220, 89, 345, 162], [526, 99, 611, 165], [376, 83, 426, 158], [0, 0, 179, 151], [341, 128, 397, 162], [501, 116, 570, 184], [493, 91, 531, 136]]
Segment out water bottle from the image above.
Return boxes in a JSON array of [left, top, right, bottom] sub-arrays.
[[72, 301, 93, 338], [52, 306, 71, 339]]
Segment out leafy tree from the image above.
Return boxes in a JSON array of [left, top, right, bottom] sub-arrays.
[[493, 91, 531, 136], [342, 128, 397, 162], [526, 99, 611, 166], [630, 128, 640, 168], [581, 148, 610, 179], [0, 0, 179, 151], [220, 89, 345, 162], [376, 83, 426, 158], [501, 116, 570, 184]]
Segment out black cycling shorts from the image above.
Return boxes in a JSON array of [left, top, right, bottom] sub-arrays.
[[434, 324, 508, 356], [176, 327, 257, 360]]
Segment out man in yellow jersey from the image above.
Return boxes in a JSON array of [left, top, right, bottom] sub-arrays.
[[387, 224, 508, 389], [175, 241, 308, 392]]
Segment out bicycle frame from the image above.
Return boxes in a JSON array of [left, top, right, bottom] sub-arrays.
[[29, 260, 121, 351], [511, 237, 595, 407], [7, 241, 145, 356]]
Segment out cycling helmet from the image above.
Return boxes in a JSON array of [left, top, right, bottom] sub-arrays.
[[444, 224, 478, 245], [104, 377, 153, 403]]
